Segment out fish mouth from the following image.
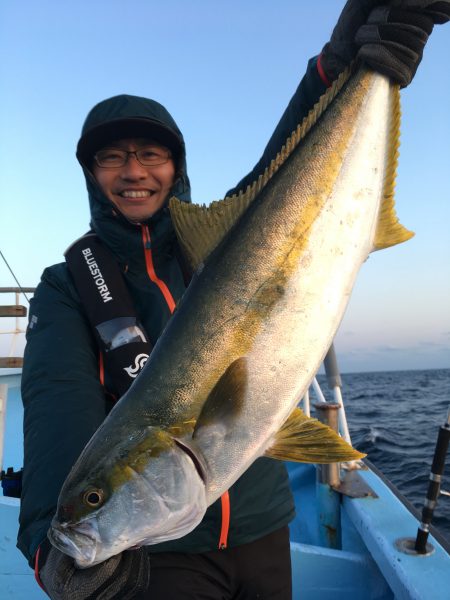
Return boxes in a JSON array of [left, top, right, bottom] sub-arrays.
[[49, 519, 100, 568]]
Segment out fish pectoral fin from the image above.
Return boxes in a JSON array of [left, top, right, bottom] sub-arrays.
[[373, 82, 414, 251], [193, 358, 248, 437], [169, 195, 253, 270], [264, 408, 365, 464]]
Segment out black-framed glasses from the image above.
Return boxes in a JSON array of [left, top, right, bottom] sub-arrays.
[[94, 146, 172, 168]]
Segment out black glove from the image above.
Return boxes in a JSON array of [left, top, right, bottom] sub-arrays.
[[37, 539, 150, 600], [320, 0, 450, 87]]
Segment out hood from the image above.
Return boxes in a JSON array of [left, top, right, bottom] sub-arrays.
[[76, 94, 191, 263]]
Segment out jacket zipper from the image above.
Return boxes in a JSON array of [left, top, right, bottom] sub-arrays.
[[99, 352, 105, 386], [141, 225, 176, 313], [219, 491, 230, 549]]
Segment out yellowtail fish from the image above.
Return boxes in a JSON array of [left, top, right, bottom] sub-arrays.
[[49, 64, 411, 567]]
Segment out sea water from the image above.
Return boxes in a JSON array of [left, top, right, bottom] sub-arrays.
[[317, 368, 450, 543]]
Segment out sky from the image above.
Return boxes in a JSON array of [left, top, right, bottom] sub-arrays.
[[0, 0, 449, 373]]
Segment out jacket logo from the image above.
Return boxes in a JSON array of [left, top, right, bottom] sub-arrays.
[[124, 353, 149, 378], [82, 247, 113, 303]]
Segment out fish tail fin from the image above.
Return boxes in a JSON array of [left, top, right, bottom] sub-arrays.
[[373, 82, 414, 251], [265, 408, 365, 464]]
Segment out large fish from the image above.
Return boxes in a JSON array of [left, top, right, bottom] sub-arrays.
[[49, 64, 411, 567]]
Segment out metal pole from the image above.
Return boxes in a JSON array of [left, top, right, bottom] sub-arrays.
[[0, 384, 7, 473], [312, 377, 327, 403], [0, 287, 35, 293], [315, 402, 342, 549], [302, 389, 310, 417], [324, 344, 352, 445]]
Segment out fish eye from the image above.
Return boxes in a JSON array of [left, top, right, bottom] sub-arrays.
[[83, 488, 104, 507]]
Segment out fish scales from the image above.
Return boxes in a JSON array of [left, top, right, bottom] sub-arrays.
[[50, 68, 403, 566]]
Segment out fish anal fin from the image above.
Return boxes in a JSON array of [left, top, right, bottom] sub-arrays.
[[193, 358, 248, 436], [265, 408, 365, 464], [373, 83, 414, 251]]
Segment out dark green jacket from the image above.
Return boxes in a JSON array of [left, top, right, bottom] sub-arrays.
[[18, 57, 327, 566]]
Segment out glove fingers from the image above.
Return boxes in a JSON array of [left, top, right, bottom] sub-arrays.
[[360, 6, 434, 39], [54, 555, 122, 599], [354, 6, 435, 86], [356, 22, 429, 52], [358, 44, 416, 87], [369, 7, 435, 33], [328, 0, 390, 64], [424, 1, 450, 24], [96, 548, 151, 600], [40, 545, 150, 600], [320, 0, 449, 86]]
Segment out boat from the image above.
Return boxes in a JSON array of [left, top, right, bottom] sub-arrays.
[[1, 287, 450, 599]]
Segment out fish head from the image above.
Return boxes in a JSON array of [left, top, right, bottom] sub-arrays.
[[48, 426, 207, 567]]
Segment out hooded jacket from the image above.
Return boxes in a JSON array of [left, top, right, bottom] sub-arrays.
[[18, 57, 328, 566]]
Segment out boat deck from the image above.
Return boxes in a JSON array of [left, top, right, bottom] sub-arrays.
[[288, 462, 450, 599]]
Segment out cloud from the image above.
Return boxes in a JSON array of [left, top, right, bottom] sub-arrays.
[[333, 342, 450, 373], [417, 340, 447, 348], [373, 345, 404, 353]]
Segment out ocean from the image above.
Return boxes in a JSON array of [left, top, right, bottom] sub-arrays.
[[317, 368, 450, 543]]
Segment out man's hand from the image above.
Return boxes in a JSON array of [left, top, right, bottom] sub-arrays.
[[320, 0, 450, 87], [38, 540, 150, 600]]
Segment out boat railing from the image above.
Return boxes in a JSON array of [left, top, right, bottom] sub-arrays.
[[0, 287, 35, 474], [0, 287, 35, 369], [301, 343, 354, 451]]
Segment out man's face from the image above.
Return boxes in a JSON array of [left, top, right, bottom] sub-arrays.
[[92, 138, 176, 223]]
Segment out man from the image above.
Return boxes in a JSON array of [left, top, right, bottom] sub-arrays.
[[18, 2, 449, 598]]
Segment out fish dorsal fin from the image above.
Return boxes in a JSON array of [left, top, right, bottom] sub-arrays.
[[168, 195, 254, 271], [373, 82, 414, 250], [169, 65, 354, 270], [265, 407, 365, 464], [193, 357, 247, 436]]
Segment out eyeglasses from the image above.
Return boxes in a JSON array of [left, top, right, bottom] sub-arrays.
[[93, 146, 172, 168]]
